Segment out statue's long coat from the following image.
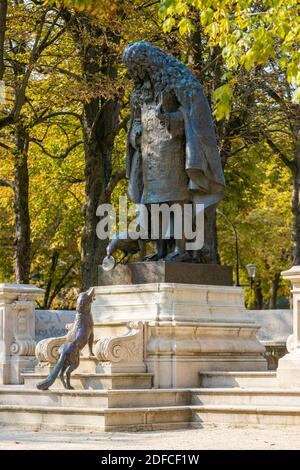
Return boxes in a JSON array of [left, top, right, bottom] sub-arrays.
[[126, 59, 225, 209]]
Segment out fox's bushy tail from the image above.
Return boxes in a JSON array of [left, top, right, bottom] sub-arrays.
[[36, 350, 66, 391]]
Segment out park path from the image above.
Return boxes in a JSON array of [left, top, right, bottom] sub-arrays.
[[0, 425, 299, 450]]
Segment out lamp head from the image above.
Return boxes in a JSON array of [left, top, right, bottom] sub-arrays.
[[246, 263, 257, 279]]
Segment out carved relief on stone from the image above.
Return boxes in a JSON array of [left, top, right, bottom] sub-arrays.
[[264, 343, 287, 370], [287, 334, 295, 353], [10, 300, 36, 356], [14, 306, 30, 334], [10, 339, 36, 356], [35, 323, 73, 365], [35, 336, 67, 365], [95, 321, 146, 372], [0, 283, 44, 384]]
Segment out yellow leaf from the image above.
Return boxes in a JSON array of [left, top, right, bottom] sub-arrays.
[[292, 87, 300, 104]]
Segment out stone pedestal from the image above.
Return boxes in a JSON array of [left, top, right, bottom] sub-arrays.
[[98, 261, 233, 286], [0, 284, 44, 384], [278, 266, 300, 387], [92, 282, 267, 388]]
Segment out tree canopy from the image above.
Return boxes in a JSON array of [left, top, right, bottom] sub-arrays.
[[160, 0, 300, 119], [0, 0, 298, 308]]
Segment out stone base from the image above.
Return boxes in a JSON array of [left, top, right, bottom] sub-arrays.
[[96, 362, 146, 374], [147, 356, 267, 389], [0, 356, 36, 385], [92, 282, 267, 388], [263, 341, 287, 371], [22, 371, 153, 390], [277, 351, 300, 388], [98, 261, 233, 286]]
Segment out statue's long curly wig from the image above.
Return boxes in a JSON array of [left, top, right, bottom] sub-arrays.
[[122, 41, 204, 104]]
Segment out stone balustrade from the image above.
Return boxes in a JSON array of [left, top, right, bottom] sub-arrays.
[[278, 266, 300, 387], [0, 284, 44, 384]]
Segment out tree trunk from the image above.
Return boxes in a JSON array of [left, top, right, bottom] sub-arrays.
[[0, 0, 7, 80], [268, 271, 281, 309], [204, 206, 219, 264], [13, 122, 30, 283], [81, 97, 120, 290], [254, 280, 264, 310], [292, 158, 300, 265], [74, 15, 120, 290], [43, 251, 59, 308]]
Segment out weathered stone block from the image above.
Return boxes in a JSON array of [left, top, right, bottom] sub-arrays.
[[98, 261, 233, 287]]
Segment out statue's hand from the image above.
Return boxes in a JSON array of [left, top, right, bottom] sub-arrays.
[[156, 104, 171, 127], [134, 131, 140, 148], [130, 124, 142, 148], [155, 103, 164, 120]]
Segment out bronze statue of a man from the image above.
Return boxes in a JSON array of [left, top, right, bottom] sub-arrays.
[[123, 41, 225, 261]]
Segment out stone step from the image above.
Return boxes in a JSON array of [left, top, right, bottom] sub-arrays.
[[0, 386, 190, 409], [0, 403, 192, 432], [33, 356, 118, 375], [76, 356, 98, 373], [199, 371, 277, 389], [104, 406, 192, 432], [0, 387, 109, 408], [191, 404, 300, 426], [3, 384, 300, 431], [108, 389, 191, 408], [192, 388, 300, 407], [0, 404, 106, 432], [22, 372, 153, 390]]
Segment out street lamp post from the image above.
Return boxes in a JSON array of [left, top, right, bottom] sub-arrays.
[[246, 263, 257, 290], [216, 209, 240, 286], [216, 210, 257, 289]]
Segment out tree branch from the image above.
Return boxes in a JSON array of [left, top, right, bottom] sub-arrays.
[[101, 169, 126, 202], [0, 12, 46, 130], [37, 10, 62, 53], [0, 0, 7, 80], [33, 111, 82, 126], [30, 138, 83, 159], [263, 132, 294, 170], [36, 64, 82, 82], [47, 260, 77, 309], [0, 141, 13, 151], [116, 114, 130, 133], [0, 178, 14, 189]]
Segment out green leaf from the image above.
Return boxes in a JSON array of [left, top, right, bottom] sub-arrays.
[[178, 18, 193, 36]]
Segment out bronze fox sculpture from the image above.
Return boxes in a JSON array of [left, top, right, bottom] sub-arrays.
[[36, 289, 95, 390]]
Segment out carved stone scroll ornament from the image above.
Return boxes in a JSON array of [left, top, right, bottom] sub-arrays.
[[95, 321, 146, 373], [10, 339, 36, 356], [287, 334, 296, 353], [10, 300, 36, 356], [35, 336, 66, 365], [35, 323, 73, 366]]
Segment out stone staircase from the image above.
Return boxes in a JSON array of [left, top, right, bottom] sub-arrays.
[[199, 371, 278, 389], [1, 370, 300, 431], [0, 384, 193, 432], [193, 371, 300, 427], [22, 372, 153, 391]]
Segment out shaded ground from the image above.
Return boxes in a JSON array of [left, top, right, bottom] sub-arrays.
[[0, 425, 299, 450]]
